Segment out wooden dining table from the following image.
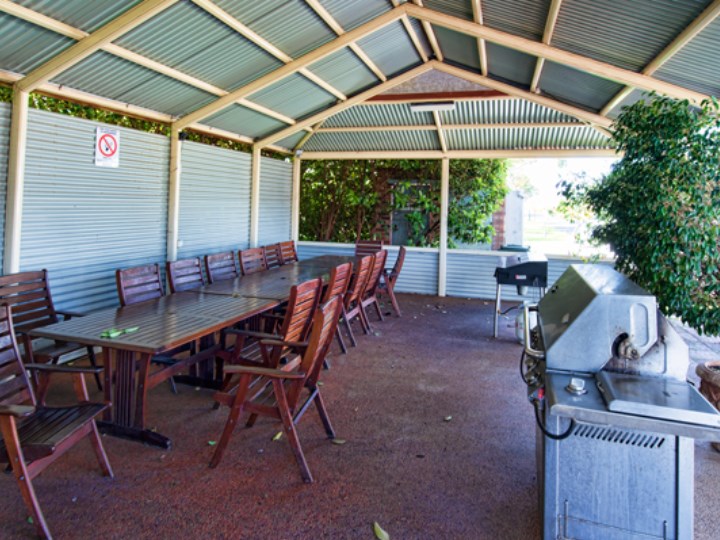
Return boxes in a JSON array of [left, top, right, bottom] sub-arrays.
[[28, 255, 357, 449]]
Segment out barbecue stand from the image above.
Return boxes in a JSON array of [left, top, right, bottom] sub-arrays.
[[521, 264, 720, 539]]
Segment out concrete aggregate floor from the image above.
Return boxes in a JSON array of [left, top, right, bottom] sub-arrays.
[[1, 294, 719, 539]]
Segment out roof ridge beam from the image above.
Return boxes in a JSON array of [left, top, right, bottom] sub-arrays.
[[305, 0, 387, 82], [405, 4, 709, 104], [256, 62, 435, 148], [600, 0, 720, 115], [175, 6, 407, 130], [17, 0, 179, 92], [530, 0, 563, 92]]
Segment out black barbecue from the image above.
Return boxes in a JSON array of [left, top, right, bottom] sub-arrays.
[[493, 250, 547, 338]]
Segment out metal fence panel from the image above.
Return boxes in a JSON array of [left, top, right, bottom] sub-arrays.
[[21, 109, 169, 312], [178, 141, 251, 259], [0, 102, 9, 273], [258, 157, 292, 246]]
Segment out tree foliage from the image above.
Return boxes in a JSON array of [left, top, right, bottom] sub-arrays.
[[300, 158, 507, 247], [561, 94, 720, 335]]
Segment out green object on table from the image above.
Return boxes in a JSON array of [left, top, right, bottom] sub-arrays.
[[100, 327, 139, 339], [123, 326, 139, 334]]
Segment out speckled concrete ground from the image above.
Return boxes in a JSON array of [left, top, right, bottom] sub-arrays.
[[2, 294, 719, 539]]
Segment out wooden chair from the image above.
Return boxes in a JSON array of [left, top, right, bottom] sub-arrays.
[[166, 257, 205, 293], [205, 252, 239, 284], [355, 239, 383, 257], [116, 263, 164, 306], [379, 246, 406, 317], [339, 254, 374, 348], [263, 244, 283, 269], [322, 262, 353, 355], [359, 249, 388, 332], [279, 240, 298, 264], [0, 270, 102, 392], [0, 304, 113, 539], [239, 247, 268, 276], [210, 294, 343, 482]]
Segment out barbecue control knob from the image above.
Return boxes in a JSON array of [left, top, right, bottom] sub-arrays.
[[566, 377, 587, 395]]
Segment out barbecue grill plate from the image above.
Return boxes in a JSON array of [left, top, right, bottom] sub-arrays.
[[597, 370, 720, 428]]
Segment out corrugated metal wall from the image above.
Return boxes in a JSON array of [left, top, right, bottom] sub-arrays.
[[20, 109, 169, 312], [178, 141, 251, 258], [258, 156, 292, 246], [0, 102, 9, 273]]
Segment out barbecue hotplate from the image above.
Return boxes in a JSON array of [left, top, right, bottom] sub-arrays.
[[596, 370, 720, 427]]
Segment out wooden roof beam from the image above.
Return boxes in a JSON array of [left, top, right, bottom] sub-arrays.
[[317, 122, 588, 133], [175, 6, 405, 130], [433, 110, 447, 152], [17, 0, 179, 92], [470, 0, 488, 76], [412, 0, 444, 61], [390, 0, 429, 62], [600, 0, 720, 115], [300, 149, 618, 160], [530, 0, 564, 93], [406, 4, 709, 104]]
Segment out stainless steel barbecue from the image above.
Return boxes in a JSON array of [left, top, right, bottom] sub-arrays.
[[521, 264, 720, 540]]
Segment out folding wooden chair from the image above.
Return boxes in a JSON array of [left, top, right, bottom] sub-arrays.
[[263, 244, 283, 269], [210, 294, 343, 483], [339, 254, 374, 348], [0, 270, 103, 392], [359, 249, 388, 332], [166, 257, 206, 293], [278, 240, 298, 264], [239, 247, 268, 275], [205, 252, 239, 283], [355, 239, 383, 257], [0, 304, 113, 539], [378, 246, 406, 316]]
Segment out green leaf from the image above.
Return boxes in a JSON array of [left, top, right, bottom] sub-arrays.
[[373, 522, 390, 540], [331, 438, 347, 445], [208, 440, 217, 446], [272, 432, 283, 441]]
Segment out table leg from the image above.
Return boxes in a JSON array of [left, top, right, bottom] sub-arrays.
[[173, 334, 223, 390], [97, 347, 172, 449]]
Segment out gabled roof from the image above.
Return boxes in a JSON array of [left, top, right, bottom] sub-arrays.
[[1, 0, 718, 157]]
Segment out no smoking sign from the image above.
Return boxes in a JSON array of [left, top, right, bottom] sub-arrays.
[[95, 127, 120, 168]]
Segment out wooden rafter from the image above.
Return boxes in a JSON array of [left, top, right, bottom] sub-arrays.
[[390, 0, 429, 62], [256, 63, 436, 148], [17, 0, 179, 92], [433, 110, 447, 152], [305, 0, 387, 82], [300, 149, 617, 160], [366, 90, 507, 103], [405, 4, 709, 104], [294, 120, 325, 152], [600, 0, 720, 115], [0, 0, 298, 128], [412, 0, 444, 61], [317, 122, 586, 133], [471, 0, 488, 76], [530, 0, 563, 92], [175, 7, 405, 130], [191, 0, 346, 101]]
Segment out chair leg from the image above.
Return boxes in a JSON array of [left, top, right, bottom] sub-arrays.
[[168, 377, 178, 394], [0, 417, 52, 539], [273, 380, 312, 483], [210, 375, 251, 468], [86, 346, 103, 391], [88, 421, 114, 478], [245, 413, 258, 428], [387, 282, 402, 317], [373, 298, 384, 322], [342, 307, 357, 347], [313, 391, 335, 439], [335, 327, 347, 354], [359, 304, 372, 334]]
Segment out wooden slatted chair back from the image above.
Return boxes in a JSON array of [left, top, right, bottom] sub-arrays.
[[322, 262, 353, 304], [239, 247, 267, 276], [166, 258, 205, 293], [344, 255, 374, 309], [354, 239, 383, 257], [205, 252, 239, 284], [116, 264, 164, 307], [0, 304, 35, 407], [279, 240, 298, 264], [280, 277, 322, 344], [0, 270, 59, 333], [390, 246, 406, 281], [364, 249, 388, 298], [263, 244, 282, 269]]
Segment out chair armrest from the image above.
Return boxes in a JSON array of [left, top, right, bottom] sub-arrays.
[[223, 329, 280, 340], [56, 310, 86, 320], [0, 404, 35, 417], [259, 339, 308, 351], [223, 365, 305, 379], [24, 363, 103, 375]]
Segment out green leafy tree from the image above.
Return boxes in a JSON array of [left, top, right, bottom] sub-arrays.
[[561, 94, 720, 335]]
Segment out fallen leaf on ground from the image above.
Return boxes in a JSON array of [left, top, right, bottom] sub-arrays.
[[331, 438, 347, 445], [444, 416, 453, 422], [272, 431, 283, 441], [207, 440, 217, 446], [373, 521, 390, 540]]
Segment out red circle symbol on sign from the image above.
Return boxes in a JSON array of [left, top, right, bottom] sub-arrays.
[[98, 133, 118, 157]]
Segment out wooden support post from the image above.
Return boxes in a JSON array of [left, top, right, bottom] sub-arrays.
[[250, 146, 261, 248], [167, 126, 181, 262], [438, 157, 449, 297], [4, 87, 29, 274], [291, 156, 301, 242]]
